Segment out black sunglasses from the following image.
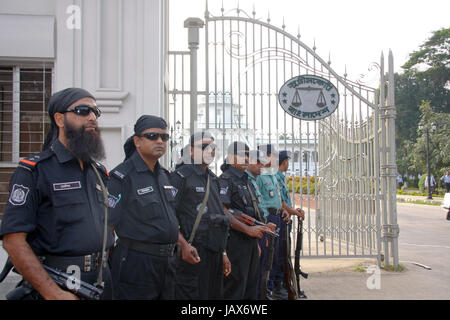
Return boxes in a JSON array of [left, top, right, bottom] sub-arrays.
[[62, 105, 101, 118], [194, 143, 217, 151], [139, 132, 170, 142]]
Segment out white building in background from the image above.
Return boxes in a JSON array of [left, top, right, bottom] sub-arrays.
[[194, 93, 318, 176], [0, 0, 169, 216]]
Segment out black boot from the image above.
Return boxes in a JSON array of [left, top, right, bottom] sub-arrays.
[[271, 282, 288, 300]]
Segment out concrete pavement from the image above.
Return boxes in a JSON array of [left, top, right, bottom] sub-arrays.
[[300, 202, 450, 299], [1, 202, 449, 300]]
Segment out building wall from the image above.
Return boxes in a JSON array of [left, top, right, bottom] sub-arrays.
[[0, 0, 168, 170], [0, 0, 168, 217]]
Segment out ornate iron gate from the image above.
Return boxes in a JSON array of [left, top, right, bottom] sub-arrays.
[[167, 3, 399, 267]]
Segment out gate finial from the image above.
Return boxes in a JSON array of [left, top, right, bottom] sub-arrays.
[[297, 26, 301, 39], [252, 3, 256, 18]]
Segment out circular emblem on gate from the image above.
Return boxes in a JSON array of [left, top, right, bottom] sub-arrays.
[[278, 75, 339, 120]]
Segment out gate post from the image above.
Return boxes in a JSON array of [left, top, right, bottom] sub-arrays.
[[387, 50, 399, 268], [184, 17, 204, 134]]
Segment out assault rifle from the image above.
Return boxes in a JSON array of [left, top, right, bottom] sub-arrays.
[[294, 217, 308, 299], [230, 209, 279, 238], [0, 258, 103, 300]]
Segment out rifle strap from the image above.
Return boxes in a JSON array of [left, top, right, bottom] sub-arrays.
[[90, 163, 109, 289], [247, 182, 263, 222], [188, 173, 210, 244]]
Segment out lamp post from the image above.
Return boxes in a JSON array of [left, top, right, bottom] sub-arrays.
[[419, 122, 436, 200]]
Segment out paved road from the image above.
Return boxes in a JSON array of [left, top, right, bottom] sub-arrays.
[[301, 203, 450, 299], [1, 202, 449, 299]]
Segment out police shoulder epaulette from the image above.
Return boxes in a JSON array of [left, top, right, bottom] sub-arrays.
[[93, 161, 109, 177], [110, 162, 132, 180], [18, 149, 54, 171], [176, 165, 194, 179]]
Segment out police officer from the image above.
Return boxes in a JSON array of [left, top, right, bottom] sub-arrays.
[[0, 88, 114, 300], [256, 144, 289, 299], [246, 150, 277, 300], [170, 132, 231, 299], [107, 115, 179, 300], [219, 142, 272, 300], [275, 150, 306, 298]]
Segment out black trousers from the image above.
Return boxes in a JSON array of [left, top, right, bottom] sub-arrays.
[[110, 243, 176, 300], [223, 230, 260, 300], [175, 244, 224, 300]]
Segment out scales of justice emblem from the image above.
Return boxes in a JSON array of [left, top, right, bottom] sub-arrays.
[[278, 75, 340, 120]]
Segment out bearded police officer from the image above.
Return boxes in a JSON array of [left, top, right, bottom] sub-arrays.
[[107, 115, 179, 300], [170, 132, 231, 300], [0, 88, 114, 300], [219, 142, 272, 300]]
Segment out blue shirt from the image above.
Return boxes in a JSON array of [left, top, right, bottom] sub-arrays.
[[256, 169, 282, 216], [276, 170, 292, 207]]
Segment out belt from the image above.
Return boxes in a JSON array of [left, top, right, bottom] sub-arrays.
[[119, 238, 176, 257], [39, 252, 102, 273], [268, 208, 282, 215]]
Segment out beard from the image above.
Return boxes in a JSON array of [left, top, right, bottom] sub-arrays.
[[64, 118, 106, 162]]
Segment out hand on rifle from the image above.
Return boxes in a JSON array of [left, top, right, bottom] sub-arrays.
[[267, 222, 277, 233], [281, 209, 291, 224], [247, 225, 271, 239], [295, 208, 305, 220]]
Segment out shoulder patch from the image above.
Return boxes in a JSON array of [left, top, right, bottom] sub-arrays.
[[8, 184, 30, 206]]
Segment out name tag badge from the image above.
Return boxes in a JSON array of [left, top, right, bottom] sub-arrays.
[[137, 186, 154, 195], [220, 187, 228, 195], [53, 181, 82, 191], [196, 187, 205, 193]]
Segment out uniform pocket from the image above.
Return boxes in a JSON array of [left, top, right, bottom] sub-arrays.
[[52, 190, 85, 224], [136, 193, 159, 207]]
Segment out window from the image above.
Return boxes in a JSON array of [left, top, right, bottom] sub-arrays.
[[0, 65, 52, 218]]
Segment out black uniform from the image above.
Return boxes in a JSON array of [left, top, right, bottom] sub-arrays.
[[170, 163, 231, 300], [219, 163, 263, 300], [0, 140, 114, 299], [107, 151, 179, 300]]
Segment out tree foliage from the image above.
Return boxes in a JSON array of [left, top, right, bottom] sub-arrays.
[[395, 27, 450, 176]]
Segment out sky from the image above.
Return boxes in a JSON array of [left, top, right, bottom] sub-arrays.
[[169, 0, 450, 82]]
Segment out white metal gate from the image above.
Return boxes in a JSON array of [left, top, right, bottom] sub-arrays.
[[167, 3, 399, 267]]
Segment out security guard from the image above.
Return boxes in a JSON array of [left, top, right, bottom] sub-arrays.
[[0, 88, 114, 300], [170, 132, 231, 300], [275, 150, 305, 298], [256, 144, 289, 299], [246, 150, 277, 300], [107, 115, 179, 300], [219, 142, 272, 300]]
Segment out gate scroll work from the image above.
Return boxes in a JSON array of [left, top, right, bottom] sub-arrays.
[[167, 3, 399, 268]]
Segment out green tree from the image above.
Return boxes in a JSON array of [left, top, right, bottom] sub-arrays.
[[409, 101, 450, 177], [395, 27, 449, 176]]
